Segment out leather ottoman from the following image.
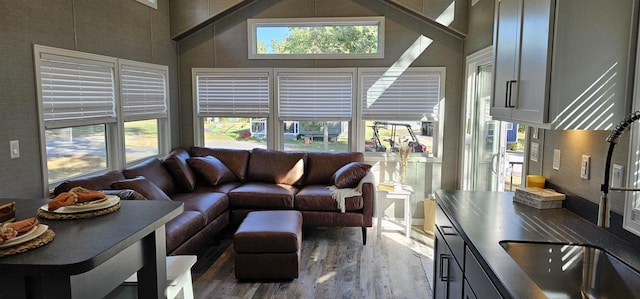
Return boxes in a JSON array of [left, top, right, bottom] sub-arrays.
[[234, 210, 302, 280]]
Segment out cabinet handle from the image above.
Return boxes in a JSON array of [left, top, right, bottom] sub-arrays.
[[440, 255, 450, 281], [505, 81, 511, 108], [440, 226, 458, 236], [506, 80, 517, 108]]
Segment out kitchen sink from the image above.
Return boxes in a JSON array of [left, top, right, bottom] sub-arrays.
[[500, 241, 640, 299]]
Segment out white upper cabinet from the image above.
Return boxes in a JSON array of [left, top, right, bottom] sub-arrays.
[[492, 0, 523, 120], [491, 0, 637, 130]]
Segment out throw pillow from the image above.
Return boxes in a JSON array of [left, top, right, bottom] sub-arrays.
[[162, 148, 197, 192], [332, 162, 372, 188], [111, 176, 172, 201], [101, 189, 147, 200], [187, 156, 236, 186]]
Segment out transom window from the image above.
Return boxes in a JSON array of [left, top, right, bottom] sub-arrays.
[[248, 17, 385, 59]]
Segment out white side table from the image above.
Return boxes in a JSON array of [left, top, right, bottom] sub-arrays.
[[377, 186, 413, 238], [111, 255, 197, 299]]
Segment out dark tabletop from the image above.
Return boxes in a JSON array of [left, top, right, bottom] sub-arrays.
[[0, 198, 183, 275], [435, 190, 640, 299]]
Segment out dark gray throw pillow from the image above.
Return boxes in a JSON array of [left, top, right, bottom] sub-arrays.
[[111, 176, 172, 201], [332, 162, 372, 188], [187, 156, 236, 186]]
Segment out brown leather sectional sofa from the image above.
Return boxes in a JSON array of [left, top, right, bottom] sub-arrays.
[[53, 147, 374, 255]]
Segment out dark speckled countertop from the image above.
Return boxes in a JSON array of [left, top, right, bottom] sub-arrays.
[[435, 190, 640, 299]]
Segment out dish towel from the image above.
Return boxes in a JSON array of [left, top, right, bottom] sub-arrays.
[[327, 172, 375, 213]]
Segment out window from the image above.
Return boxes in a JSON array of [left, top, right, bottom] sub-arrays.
[[360, 67, 445, 157], [35, 46, 117, 186], [193, 69, 271, 149], [34, 45, 170, 190], [275, 69, 355, 152], [248, 17, 385, 59], [45, 125, 108, 183], [119, 60, 169, 163], [191, 67, 445, 155]]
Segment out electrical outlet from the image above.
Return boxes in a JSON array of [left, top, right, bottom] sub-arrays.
[[9, 140, 19, 159], [553, 149, 561, 170], [612, 164, 624, 188], [581, 155, 590, 179]]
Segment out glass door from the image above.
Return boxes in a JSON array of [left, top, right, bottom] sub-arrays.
[[462, 48, 512, 191]]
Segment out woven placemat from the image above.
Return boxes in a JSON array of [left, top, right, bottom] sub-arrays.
[[37, 202, 121, 220], [0, 229, 55, 257]]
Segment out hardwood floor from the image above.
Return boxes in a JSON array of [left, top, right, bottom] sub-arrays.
[[190, 222, 435, 299]]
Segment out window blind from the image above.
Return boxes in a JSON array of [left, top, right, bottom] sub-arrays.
[[361, 69, 441, 121], [277, 72, 353, 121], [39, 53, 116, 129], [195, 72, 270, 117], [120, 63, 168, 121]]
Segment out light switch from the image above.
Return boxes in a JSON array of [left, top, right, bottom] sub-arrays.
[[10, 140, 19, 159], [580, 155, 590, 179]]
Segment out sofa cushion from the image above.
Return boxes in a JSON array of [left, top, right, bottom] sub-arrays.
[[171, 191, 229, 224], [53, 170, 125, 195], [228, 182, 298, 209], [305, 152, 364, 185], [162, 148, 196, 192], [295, 185, 364, 211], [332, 162, 372, 188], [111, 176, 171, 201], [247, 148, 307, 186], [123, 158, 177, 195], [187, 156, 236, 186], [190, 147, 250, 182], [165, 211, 206, 254]]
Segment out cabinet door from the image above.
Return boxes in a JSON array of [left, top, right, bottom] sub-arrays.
[[548, 0, 634, 130], [434, 229, 464, 299], [491, 0, 523, 119], [513, 0, 554, 124], [464, 247, 502, 299]]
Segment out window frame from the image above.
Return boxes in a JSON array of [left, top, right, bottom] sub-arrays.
[[119, 59, 170, 164], [274, 68, 357, 150], [192, 68, 274, 148], [356, 67, 446, 155], [34, 45, 170, 194], [247, 17, 385, 60]]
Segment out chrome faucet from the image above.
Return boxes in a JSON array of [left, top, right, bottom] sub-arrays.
[[600, 111, 640, 227]]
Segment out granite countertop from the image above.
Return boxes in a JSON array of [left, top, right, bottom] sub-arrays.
[[435, 190, 640, 299]]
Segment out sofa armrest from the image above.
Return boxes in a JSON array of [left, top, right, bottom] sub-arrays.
[[361, 182, 374, 227], [53, 170, 126, 195]]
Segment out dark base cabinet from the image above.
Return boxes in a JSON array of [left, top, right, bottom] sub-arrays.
[[434, 228, 463, 298], [434, 203, 502, 299]]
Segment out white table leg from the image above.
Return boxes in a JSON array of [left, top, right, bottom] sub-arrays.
[[404, 193, 411, 238], [377, 191, 384, 238]]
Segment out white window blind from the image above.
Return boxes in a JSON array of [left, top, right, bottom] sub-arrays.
[[39, 53, 116, 129], [361, 68, 442, 121], [277, 71, 353, 121], [120, 63, 168, 121], [195, 72, 270, 117]]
